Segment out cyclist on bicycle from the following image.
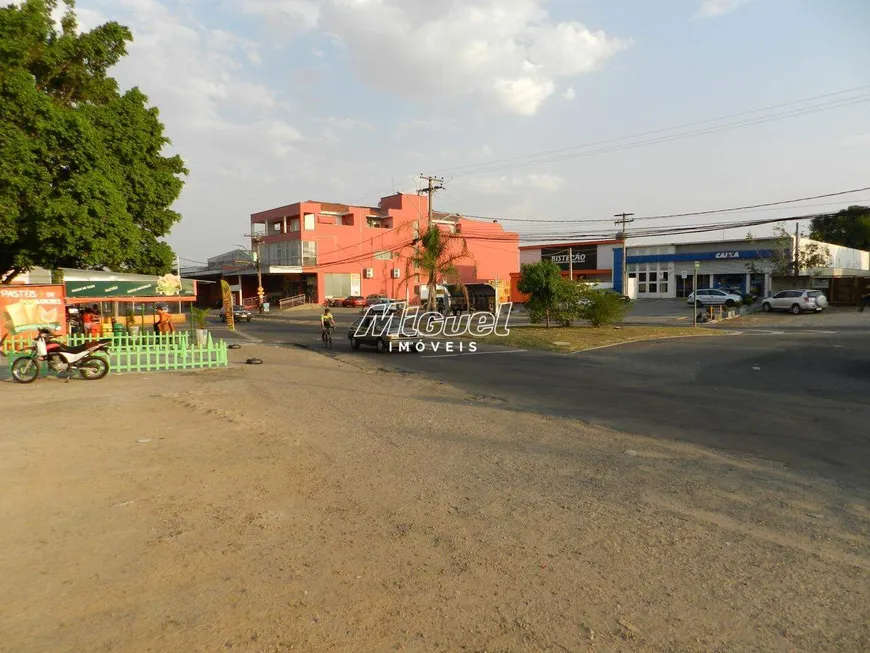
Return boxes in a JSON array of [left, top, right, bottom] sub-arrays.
[[320, 308, 335, 342]]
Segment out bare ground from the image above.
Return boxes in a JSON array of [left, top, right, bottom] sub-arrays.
[[1, 344, 868, 653]]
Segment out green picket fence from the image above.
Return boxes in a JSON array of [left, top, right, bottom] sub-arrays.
[[3, 331, 228, 373]]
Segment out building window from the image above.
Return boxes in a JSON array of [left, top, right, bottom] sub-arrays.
[[303, 214, 315, 230], [301, 241, 317, 266], [289, 218, 300, 232]]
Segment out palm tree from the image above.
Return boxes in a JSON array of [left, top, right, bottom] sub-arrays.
[[401, 223, 473, 312]]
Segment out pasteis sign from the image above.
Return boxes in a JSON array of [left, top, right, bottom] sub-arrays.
[[0, 284, 67, 338]]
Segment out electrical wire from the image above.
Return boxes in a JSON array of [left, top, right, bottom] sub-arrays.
[[451, 95, 870, 177], [433, 85, 870, 177], [459, 186, 870, 225]]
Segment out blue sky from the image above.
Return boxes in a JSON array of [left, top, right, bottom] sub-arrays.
[[72, 0, 870, 261]]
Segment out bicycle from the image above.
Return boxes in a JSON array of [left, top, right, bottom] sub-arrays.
[[321, 324, 334, 349]]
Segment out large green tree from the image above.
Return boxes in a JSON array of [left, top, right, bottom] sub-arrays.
[[0, 0, 187, 283], [809, 206, 870, 252]]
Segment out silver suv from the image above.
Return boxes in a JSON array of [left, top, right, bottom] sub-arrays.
[[761, 290, 828, 314]]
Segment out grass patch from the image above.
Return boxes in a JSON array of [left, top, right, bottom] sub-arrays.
[[477, 325, 724, 352]]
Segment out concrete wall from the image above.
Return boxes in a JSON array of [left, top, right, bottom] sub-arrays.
[[801, 238, 870, 272]]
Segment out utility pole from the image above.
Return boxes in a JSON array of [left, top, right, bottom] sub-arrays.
[[420, 175, 444, 227], [243, 233, 265, 312], [568, 246, 573, 280], [614, 212, 635, 297]]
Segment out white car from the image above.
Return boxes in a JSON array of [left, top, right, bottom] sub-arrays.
[[686, 289, 743, 308], [761, 290, 828, 314]]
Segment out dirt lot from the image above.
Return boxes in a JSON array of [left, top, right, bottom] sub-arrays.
[[1, 345, 869, 652]]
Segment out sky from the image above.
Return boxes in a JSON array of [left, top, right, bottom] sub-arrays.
[[69, 0, 870, 263]]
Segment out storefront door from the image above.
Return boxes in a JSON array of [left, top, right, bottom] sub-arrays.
[[676, 274, 694, 298]]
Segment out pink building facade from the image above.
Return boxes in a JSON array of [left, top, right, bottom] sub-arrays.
[[249, 193, 519, 304]]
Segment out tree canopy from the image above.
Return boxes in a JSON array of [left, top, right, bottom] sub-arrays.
[[517, 260, 579, 327], [809, 206, 870, 252], [745, 224, 831, 277], [0, 0, 187, 283]]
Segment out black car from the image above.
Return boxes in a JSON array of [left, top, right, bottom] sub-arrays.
[[220, 305, 252, 322], [348, 306, 421, 353]]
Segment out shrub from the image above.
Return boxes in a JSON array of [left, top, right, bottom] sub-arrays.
[[578, 288, 628, 327], [518, 262, 589, 327]]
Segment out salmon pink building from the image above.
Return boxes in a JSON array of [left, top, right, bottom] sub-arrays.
[[247, 193, 519, 304]]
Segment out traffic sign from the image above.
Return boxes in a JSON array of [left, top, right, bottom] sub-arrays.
[[693, 261, 700, 270], [681, 271, 687, 279]]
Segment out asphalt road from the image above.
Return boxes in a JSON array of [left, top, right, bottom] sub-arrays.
[[217, 307, 870, 488]]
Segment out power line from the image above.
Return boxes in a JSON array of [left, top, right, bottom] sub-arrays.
[[450, 208, 840, 244], [440, 93, 870, 178], [433, 85, 870, 177], [461, 185, 870, 225]]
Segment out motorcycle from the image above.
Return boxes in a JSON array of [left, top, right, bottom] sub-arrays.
[[10, 329, 111, 384]]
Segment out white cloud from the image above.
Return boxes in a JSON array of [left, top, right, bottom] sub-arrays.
[[227, 0, 321, 30], [563, 88, 576, 100], [839, 133, 870, 148], [227, 0, 629, 116], [324, 117, 374, 131], [467, 173, 565, 195], [75, 0, 306, 256], [694, 0, 753, 19], [493, 77, 555, 116]]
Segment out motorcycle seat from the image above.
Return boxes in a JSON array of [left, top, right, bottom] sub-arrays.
[[62, 342, 98, 354]]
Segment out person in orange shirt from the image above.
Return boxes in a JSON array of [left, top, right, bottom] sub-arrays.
[[81, 307, 95, 336], [156, 306, 175, 334]]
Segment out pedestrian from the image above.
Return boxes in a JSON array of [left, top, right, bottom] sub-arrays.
[[859, 290, 870, 312], [81, 307, 95, 337], [157, 306, 176, 335]]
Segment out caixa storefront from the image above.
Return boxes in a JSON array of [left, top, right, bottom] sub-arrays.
[[613, 240, 777, 299]]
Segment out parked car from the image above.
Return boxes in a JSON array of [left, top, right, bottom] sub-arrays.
[[327, 297, 344, 307], [686, 289, 743, 308], [348, 309, 421, 353], [220, 305, 252, 322], [761, 290, 828, 314], [342, 295, 367, 308], [365, 294, 389, 306]]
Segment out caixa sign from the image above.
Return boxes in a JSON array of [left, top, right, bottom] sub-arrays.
[[714, 251, 741, 259]]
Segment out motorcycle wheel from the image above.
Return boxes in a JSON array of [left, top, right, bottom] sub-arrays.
[[79, 356, 110, 380], [11, 357, 40, 384]]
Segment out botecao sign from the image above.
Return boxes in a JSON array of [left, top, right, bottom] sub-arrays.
[[541, 246, 598, 271], [0, 284, 68, 342]]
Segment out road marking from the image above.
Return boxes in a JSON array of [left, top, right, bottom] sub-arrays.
[[421, 349, 528, 359]]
